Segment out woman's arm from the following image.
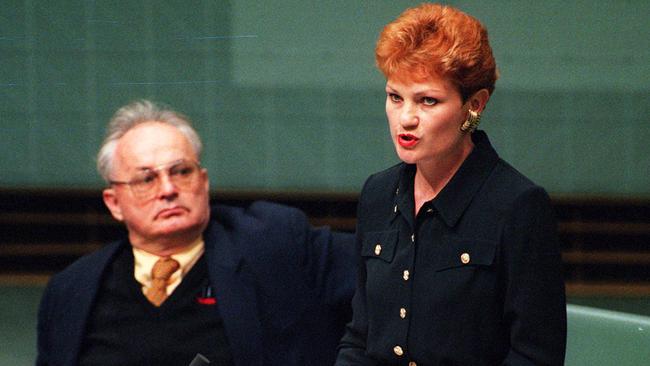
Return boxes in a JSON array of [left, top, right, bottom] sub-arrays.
[[501, 187, 567, 365], [335, 249, 378, 365]]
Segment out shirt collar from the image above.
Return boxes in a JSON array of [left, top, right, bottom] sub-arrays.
[[393, 130, 500, 228], [133, 237, 205, 293]]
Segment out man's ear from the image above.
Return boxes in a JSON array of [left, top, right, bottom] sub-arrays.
[[103, 188, 124, 222], [200, 168, 209, 192]]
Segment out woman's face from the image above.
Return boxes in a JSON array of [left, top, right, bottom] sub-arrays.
[[385, 75, 472, 167]]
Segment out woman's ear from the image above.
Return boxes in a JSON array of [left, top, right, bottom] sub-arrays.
[[469, 89, 490, 113]]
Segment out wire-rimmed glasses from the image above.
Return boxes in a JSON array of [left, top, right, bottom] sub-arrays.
[[109, 159, 202, 200]]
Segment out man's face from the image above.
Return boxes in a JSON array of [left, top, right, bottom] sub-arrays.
[[102, 121, 210, 252]]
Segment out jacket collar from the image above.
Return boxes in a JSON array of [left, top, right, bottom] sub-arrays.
[[392, 130, 500, 228]]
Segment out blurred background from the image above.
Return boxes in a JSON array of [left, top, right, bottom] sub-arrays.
[[1, 1, 649, 363]]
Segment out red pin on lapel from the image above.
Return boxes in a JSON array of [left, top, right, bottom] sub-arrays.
[[196, 285, 217, 305]]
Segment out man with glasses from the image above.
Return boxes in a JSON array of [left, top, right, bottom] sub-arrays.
[[36, 100, 356, 366]]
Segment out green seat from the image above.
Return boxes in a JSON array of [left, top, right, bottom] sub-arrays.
[[566, 304, 650, 365]]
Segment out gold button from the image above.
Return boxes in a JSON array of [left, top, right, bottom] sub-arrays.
[[409, 362, 417, 366], [403, 270, 410, 281], [400, 307, 407, 319], [374, 244, 382, 256], [460, 252, 470, 264], [393, 345, 404, 356]]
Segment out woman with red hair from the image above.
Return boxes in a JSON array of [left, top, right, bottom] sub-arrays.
[[337, 4, 566, 365]]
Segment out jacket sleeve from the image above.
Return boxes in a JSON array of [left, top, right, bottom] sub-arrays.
[[335, 178, 379, 365], [239, 201, 356, 366], [334, 237, 377, 365], [300, 223, 357, 316], [247, 200, 357, 322], [36, 276, 57, 366], [501, 187, 567, 366], [36, 275, 60, 366]]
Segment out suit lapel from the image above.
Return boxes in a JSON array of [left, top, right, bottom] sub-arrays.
[[204, 221, 264, 366]]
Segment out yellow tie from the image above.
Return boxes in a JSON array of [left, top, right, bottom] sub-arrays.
[[145, 257, 180, 307]]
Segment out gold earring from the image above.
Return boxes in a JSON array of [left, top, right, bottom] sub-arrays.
[[460, 110, 481, 133]]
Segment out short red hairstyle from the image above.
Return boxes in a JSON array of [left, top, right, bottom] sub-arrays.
[[375, 3, 498, 101]]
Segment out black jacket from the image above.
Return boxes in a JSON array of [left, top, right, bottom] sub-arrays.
[[337, 131, 566, 365], [37, 202, 356, 366]]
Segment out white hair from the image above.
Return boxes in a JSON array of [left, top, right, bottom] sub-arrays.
[[96, 100, 203, 182]]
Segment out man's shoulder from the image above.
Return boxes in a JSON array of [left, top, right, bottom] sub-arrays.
[[206, 201, 312, 254], [47, 241, 123, 289], [205, 201, 331, 274], [210, 201, 308, 230]]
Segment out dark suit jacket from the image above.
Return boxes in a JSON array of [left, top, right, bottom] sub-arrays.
[[337, 131, 567, 365], [37, 201, 356, 366]]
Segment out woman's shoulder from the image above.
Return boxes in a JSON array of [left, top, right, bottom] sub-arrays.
[[492, 158, 543, 191], [485, 158, 551, 208], [355, 163, 409, 222], [358, 163, 404, 199], [364, 162, 404, 188]]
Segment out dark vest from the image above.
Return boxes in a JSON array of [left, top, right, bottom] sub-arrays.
[[78, 246, 234, 366]]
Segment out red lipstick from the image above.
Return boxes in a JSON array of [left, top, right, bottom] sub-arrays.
[[398, 133, 419, 148]]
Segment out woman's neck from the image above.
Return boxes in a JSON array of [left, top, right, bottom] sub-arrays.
[[413, 140, 474, 215]]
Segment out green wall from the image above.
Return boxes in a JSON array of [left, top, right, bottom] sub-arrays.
[[2, 1, 649, 195]]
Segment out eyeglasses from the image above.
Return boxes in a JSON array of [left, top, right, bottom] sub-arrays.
[[109, 160, 202, 200]]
